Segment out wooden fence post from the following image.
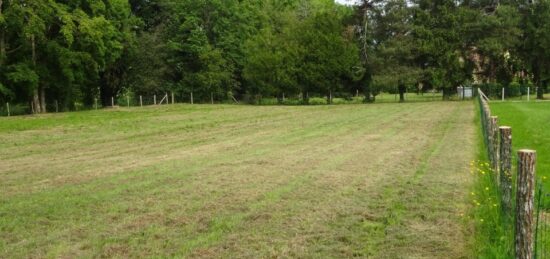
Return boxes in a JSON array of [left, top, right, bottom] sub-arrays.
[[490, 116, 499, 172], [527, 87, 530, 102], [111, 97, 114, 107], [154, 95, 157, 105], [502, 88, 505, 101], [191, 92, 194, 104], [6, 102, 10, 117], [140, 95, 143, 107], [211, 92, 214, 104], [516, 149, 536, 259], [500, 126, 513, 211], [172, 92, 175, 104]]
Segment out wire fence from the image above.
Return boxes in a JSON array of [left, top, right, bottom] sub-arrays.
[[478, 88, 549, 258], [535, 183, 550, 259], [1, 89, 476, 117]]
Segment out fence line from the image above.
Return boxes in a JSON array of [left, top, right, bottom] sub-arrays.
[[477, 88, 548, 258]]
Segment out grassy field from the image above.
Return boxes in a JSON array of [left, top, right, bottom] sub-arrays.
[[491, 102, 550, 190], [478, 101, 550, 257], [0, 102, 475, 258]]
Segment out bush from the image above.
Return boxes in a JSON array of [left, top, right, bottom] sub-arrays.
[[281, 98, 302, 105], [0, 103, 30, 116], [506, 82, 522, 97], [332, 98, 348, 105], [308, 97, 327, 105]]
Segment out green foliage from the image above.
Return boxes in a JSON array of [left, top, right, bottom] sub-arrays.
[[1, 0, 550, 112]]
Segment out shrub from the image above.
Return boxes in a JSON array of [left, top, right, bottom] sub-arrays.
[[308, 97, 327, 105]]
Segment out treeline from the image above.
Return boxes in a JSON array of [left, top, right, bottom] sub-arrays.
[[0, 0, 549, 113]]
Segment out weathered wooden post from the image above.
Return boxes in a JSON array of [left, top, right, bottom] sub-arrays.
[[500, 126, 513, 211], [191, 92, 194, 104], [140, 95, 143, 107], [502, 88, 505, 101], [171, 92, 175, 104], [515, 149, 536, 259], [6, 102, 10, 117], [490, 116, 499, 172], [527, 87, 530, 102], [111, 97, 114, 107], [211, 92, 214, 104], [154, 95, 157, 105]]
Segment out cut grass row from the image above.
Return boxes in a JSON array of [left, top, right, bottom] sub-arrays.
[[1, 102, 475, 258]]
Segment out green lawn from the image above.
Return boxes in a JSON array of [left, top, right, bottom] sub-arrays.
[[489, 101, 550, 257], [0, 102, 475, 258], [490, 102, 550, 191]]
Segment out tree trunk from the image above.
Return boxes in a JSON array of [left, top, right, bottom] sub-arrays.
[[0, 31, 5, 66], [302, 91, 309, 105], [539, 81, 548, 100], [364, 85, 373, 103], [533, 62, 544, 100], [0, 0, 4, 66], [31, 35, 41, 113], [398, 84, 406, 102], [40, 86, 46, 113]]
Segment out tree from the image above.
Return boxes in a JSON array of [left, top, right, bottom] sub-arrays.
[[522, 0, 550, 99]]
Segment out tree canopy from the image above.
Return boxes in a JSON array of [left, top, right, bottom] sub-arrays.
[[1, 0, 549, 112]]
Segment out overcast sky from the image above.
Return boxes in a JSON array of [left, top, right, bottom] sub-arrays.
[[335, 0, 359, 5]]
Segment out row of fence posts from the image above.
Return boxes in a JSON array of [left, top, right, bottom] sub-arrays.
[[478, 88, 538, 259], [497, 87, 534, 101], [3, 91, 213, 116], [91, 92, 182, 110]]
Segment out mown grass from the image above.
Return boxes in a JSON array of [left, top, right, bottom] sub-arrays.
[[0, 102, 475, 258], [491, 102, 550, 191], [491, 101, 550, 257]]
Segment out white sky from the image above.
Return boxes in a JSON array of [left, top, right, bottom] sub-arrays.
[[335, 0, 359, 5]]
